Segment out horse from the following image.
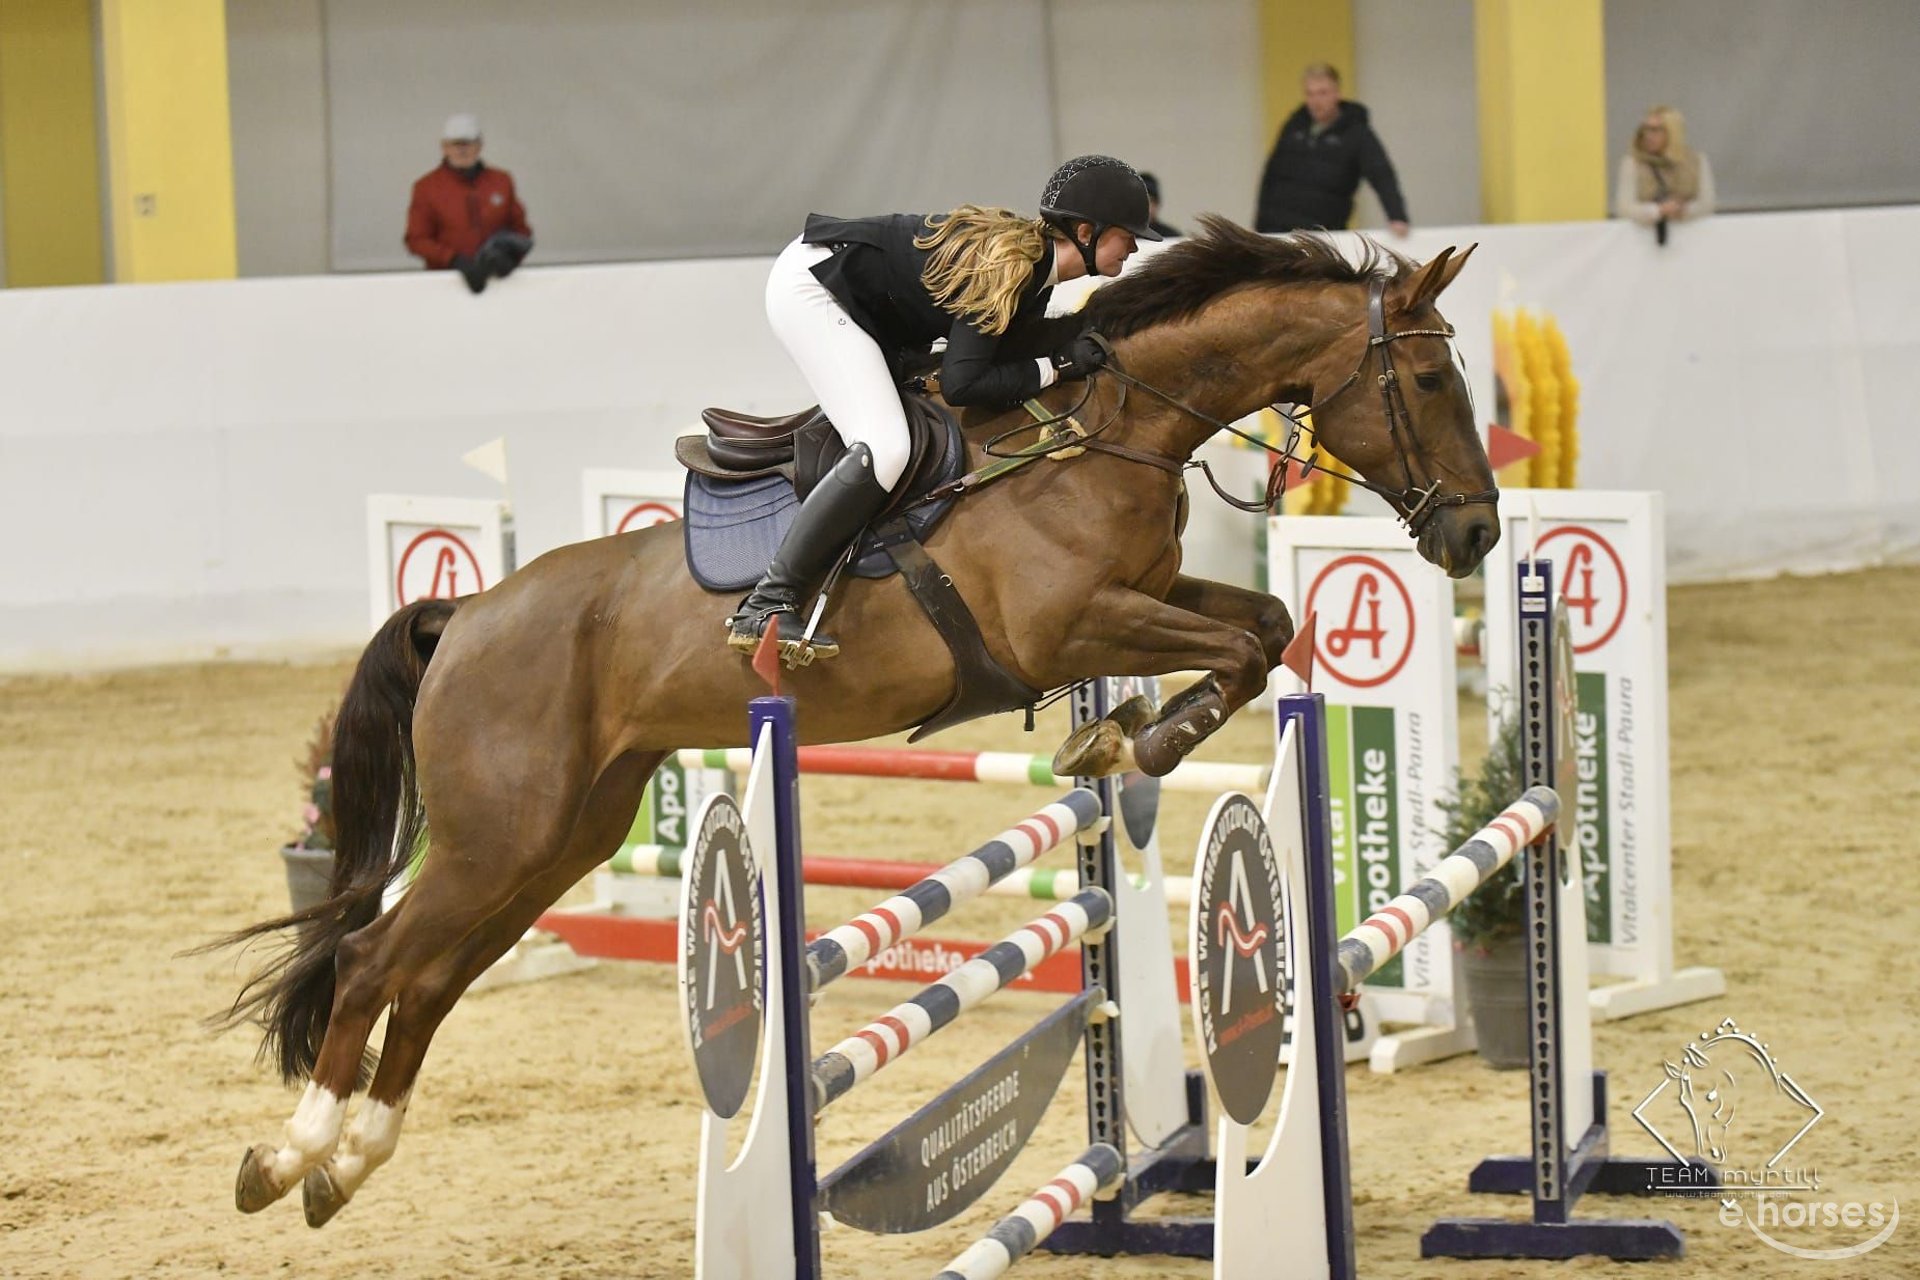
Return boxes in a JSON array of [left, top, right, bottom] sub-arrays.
[[218, 216, 1498, 1226]]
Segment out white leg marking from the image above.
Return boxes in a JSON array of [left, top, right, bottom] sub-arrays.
[[266, 1082, 349, 1186], [323, 1092, 412, 1199]]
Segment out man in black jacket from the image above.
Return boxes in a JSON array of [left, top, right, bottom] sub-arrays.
[[1255, 63, 1410, 236]]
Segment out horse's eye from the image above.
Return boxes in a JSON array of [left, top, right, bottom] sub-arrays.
[[1415, 372, 1444, 393]]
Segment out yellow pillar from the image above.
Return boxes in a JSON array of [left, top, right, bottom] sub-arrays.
[[1475, 0, 1607, 223], [98, 0, 236, 281], [1258, 0, 1354, 141], [0, 0, 106, 287]]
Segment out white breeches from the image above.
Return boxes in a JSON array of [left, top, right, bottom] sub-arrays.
[[764, 237, 913, 490]]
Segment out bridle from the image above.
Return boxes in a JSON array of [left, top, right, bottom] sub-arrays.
[[1087, 275, 1499, 537]]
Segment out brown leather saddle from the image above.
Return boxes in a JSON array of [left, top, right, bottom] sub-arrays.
[[691, 405, 817, 472], [676, 395, 956, 516], [673, 394, 1041, 739]]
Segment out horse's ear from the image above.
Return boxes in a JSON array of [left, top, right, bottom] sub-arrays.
[[1392, 244, 1474, 313], [1434, 243, 1475, 295]]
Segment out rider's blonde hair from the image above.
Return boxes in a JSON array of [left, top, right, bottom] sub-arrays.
[[915, 206, 1049, 336]]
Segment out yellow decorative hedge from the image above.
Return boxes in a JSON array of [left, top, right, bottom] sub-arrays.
[[1491, 308, 1580, 489]]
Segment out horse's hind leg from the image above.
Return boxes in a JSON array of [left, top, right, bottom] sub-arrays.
[[301, 751, 660, 1227], [236, 750, 602, 1214], [234, 906, 401, 1213]]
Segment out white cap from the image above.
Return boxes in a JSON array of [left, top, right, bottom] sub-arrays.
[[442, 113, 481, 142]]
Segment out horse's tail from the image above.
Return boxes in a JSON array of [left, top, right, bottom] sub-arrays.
[[206, 597, 460, 1084]]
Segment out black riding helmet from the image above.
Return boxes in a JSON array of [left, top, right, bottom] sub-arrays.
[[1039, 155, 1163, 277]]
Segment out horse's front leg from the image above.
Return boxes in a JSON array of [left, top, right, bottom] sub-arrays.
[[1164, 574, 1296, 672], [1045, 583, 1271, 778]]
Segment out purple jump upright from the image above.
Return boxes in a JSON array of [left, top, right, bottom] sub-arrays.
[[1420, 559, 1717, 1263]]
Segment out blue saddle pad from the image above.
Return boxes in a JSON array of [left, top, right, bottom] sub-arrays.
[[684, 473, 801, 593], [684, 464, 963, 593]]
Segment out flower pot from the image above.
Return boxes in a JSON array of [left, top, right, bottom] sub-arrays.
[[280, 843, 335, 915], [1460, 934, 1531, 1069]]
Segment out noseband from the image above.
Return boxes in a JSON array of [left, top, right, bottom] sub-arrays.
[[1090, 275, 1499, 538]]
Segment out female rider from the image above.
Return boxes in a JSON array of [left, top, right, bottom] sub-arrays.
[[726, 154, 1162, 664]]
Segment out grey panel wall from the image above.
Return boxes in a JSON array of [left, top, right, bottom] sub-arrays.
[[1351, 0, 1479, 229], [1049, 0, 1263, 233], [221, 0, 1920, 276], [321, 0, 1056, 269], [226, 0, 330, 276], [1606, 0, 1920, 212], [223, 0, 1266, 274]]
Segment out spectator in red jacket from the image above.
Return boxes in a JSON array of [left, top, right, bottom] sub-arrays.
[[405, 113, 533, 293]]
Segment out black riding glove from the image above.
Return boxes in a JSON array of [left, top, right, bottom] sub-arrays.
[[1051, 332, 1109, 381], [453, 254, 490, 294], [477, 231, 533, 278]]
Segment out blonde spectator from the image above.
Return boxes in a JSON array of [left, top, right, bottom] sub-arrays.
[[1616, 106, 1715, 244]]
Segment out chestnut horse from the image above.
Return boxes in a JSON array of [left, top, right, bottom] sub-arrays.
[[220, 218, 1497, 1226]]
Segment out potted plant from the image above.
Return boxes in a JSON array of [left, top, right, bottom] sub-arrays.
[[1438, 713, 1532, 1069], [280, 707, 336, 914]]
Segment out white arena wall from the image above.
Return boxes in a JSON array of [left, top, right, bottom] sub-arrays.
[[2, 206, 1917, 670]]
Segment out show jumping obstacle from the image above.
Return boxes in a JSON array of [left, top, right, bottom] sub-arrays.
[[691, 558, 1710, 1278], [688, 679, 1225, 1277], [1196, 558, 1713, 1278]]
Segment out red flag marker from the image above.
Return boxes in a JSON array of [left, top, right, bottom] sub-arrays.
[[1281, 612, 1317, 690], [752, 616, 782, 695], [1486, 423, 1542, 472]]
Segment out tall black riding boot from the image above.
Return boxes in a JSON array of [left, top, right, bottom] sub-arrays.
[[725, 442, 892, 665]]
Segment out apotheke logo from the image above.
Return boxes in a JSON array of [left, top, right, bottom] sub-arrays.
[[1305, 554, 1416, 688], [1534, 525, 1626, 653]]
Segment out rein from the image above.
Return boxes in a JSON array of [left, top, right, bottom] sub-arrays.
[[911, 358, 1178, 506], [913, 276, 1496, 536], [1094, 276, 1496, 534]]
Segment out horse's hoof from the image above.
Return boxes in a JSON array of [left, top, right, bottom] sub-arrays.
[[1109, 694, 1158, 736], [235, 1143, 286, 1213], [1134, 684, 1228, 778], [1132, 725, 1186, 778], [302, 1165, 349, 1228], [1052, 718, 1134, 778]]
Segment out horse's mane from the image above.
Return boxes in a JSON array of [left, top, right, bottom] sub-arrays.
[[1083, 215, 1413, 340]]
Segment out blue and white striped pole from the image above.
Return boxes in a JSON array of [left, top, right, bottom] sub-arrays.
[[931, 1144, 1125, 1280], [807, 789, 1102, 990], [811, 888, 1114, 1111]]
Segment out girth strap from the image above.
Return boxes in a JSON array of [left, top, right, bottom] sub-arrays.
[[872, 518, 1042, 741]]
